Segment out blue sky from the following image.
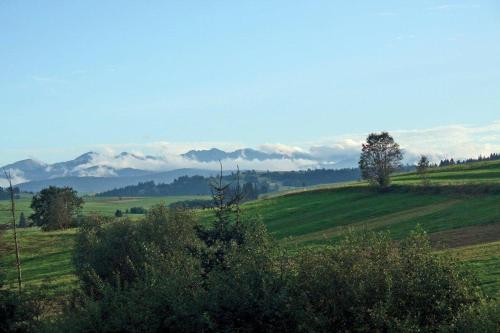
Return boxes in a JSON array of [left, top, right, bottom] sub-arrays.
[[1, 1, 499, 165]]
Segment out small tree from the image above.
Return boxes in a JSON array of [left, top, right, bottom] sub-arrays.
[[416, 155, 430, 185], [3, 170, 22, 292], [30, 186, 84, 231], [18, 212, 27, 228], [359, 132, 403, 188], [114, 209, 123, 218]]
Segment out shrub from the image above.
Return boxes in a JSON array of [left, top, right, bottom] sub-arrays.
[[73, 206, 200, 295], [128, 207, 147, 214], [440, 300, 500, 333], [291, 228, 483, 332]]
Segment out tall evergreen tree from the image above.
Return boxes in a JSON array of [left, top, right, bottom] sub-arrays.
[[18, 212, 27, 228]]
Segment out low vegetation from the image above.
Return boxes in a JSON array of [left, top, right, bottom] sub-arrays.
[[50, 206, 498, 332]]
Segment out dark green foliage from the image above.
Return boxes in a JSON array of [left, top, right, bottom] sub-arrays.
[[30, 187, 84, 231], [169, 198, 214, 210], [128, 206, 146, 214], [0, 270, 44, 333], [264, 168, 362, 187], [417, 155, 431, 185], [442, 301, 500, 332], [18, 213, 27, 228], [291, 228, 483, 332], [114, 209, 123, 217], [97, 169, 364, 197], [0, 291, 37, 333], [359, 132, 403, 188], [440, 152, 500, 167], [73, 206, 200, 295], [0, 186, 20, 201]]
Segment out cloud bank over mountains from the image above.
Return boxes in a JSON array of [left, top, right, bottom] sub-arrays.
[[2, 122, 500, 187]]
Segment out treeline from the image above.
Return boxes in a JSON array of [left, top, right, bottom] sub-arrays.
[[261, 168, 361, 187], [0, 186, 20, 200], [97, 174, 273, 198], [439, 153, 500, 167], [97, 168, 368, 197]]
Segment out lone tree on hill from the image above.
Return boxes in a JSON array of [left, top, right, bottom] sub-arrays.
[[417, 155, 431, 185], [359, 132, 403, 188], [30, 186, 84, 231]]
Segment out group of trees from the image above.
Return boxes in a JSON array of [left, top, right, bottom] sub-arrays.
[[98, 169, 369, 198], [262, 168, 361, 187], [0, 186, 20, 200], [440, 153, 500, 167], [46, 184, 499, 332], [98, 176, 273, 201]]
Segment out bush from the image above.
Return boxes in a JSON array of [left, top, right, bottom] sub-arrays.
[[169, 199, 214, 210], [128, 206, 147, 214], [442, 301, 500, 333], [0, 284, 46, 333], [73, 206, 200, 295], [291, 228, 483, 332]]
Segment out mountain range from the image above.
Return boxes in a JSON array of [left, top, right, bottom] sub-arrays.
[[1, 147, 361, 193]]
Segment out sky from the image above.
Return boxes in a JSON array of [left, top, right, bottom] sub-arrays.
[[1, 0, 500, 165]]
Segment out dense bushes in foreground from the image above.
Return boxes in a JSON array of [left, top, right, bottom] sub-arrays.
[[43, 204, 499, 333]]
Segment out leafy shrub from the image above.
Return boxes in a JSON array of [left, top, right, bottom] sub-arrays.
[[73, 206, 200, 295], [441, 301, 500, 333], [128, 206, 147, 214], [0, 283, 46, 333], [169, 199, 214, 210], [291, 228, 483, 332]]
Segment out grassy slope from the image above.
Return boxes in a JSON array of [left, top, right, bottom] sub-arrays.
[[447, 240, 500, 299], [0, 228, 76, 294], [392, 160, 500, 185], [1, 160, 500, 297]]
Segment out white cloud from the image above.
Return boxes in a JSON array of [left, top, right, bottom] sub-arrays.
[[258, 143, 305, 156], [0, 169, 28, 187]]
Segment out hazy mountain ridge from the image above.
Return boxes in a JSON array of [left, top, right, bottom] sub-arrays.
[[2, 147, 363, 192]]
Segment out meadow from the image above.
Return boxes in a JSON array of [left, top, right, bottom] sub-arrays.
[[1, 160, 500, 299], [0, 195, 208, 225]]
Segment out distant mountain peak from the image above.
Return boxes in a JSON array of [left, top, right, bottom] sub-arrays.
[[182, 147, 302, 162], [3, 158, 47, 171], [73, 151, 98, 163]]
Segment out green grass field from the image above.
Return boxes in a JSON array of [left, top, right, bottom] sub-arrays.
[[0, 228, 76, 295], [1, 160, 500, 298], [392, 159, 500, 185], [0, 195, 209, 225], [447, 240, 500, 299]]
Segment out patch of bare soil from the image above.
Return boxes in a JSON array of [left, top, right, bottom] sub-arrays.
[[430, 223, 500, 249]]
